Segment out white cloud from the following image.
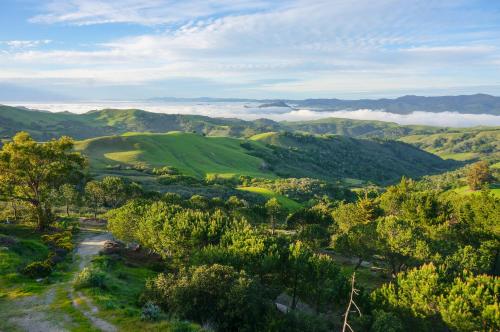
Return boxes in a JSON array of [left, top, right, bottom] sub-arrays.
[[2, 40, 52, 48], [29, 0, 278, 26], [7, 101, 500, 127], [0, 0, 499, 98]]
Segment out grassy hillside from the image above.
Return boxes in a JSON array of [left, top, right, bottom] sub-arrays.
[[399, 128, 500, 162], [75, 131, 458, 185], [282, 118, 446, 139], [4, 104, 497, 142], [74, 132, 273, 179], [249, 132, 458, 184], [0, 105, 278, 140], [237, 186, 302, 211]]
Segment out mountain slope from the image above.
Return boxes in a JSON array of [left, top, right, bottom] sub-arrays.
[[249, 132, 458, 183], [399, 128, 500, 162], [0, 105, 279, 140], [0, 104, 467, 141], [75, 131, 458, 184], [74, 132, 273, 179], [287, 94, 500, 115]]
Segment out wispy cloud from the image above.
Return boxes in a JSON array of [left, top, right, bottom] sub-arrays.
[[29, 0, 279, 26], [1, 0, 500, 99], [9, 101, 500, 127], [1, 40, 52, 48]]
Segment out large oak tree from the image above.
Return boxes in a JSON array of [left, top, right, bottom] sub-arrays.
[[0, 132, 85, 230]]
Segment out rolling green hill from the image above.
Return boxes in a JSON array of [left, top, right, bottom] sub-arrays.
[[2, 105, 497, 167], [74, 132, 273, 179], [3, 104, 491, 141], [0, 105, 278, 140], [248, 132, 457, 184], [399, 128, 500, 162], [75, 131, 458, 185], [282, 118, 446, 138]]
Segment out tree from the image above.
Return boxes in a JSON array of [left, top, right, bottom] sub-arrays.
[[106, 199, 147, 242], [265, 197, 282, 235], [467, 161, 492, 190], [145, 264, 269, 331], [59, 183, 79, 217], [0, 132, 85, 230], [371, 263, 443, 330], [376, 216, 430, 277], [287, 241, 311, 310], [101, 176, 127, 208], [332, 221, 377, 269], [439, 274, 500, 332], [85, 180, 105, 220], [306, 254, 347, 313]]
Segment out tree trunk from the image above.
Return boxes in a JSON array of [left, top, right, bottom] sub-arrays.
[[66, 203, 70, 217], [34, 203, 48, 231], [11, 200, 18, 222]]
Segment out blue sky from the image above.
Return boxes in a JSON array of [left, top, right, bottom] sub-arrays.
[[1, 0, 500, 100]]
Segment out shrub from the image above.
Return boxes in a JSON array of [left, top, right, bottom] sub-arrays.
[[141, 301, 161, 321], [74, 267, 107, 289], [144, 264, 270, 331], [22, 260, 53, 278], [41, 231, 74, 252]]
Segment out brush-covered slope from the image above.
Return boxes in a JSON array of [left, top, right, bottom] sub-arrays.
[[281, 118, 446, 138], [74, 132, 273, 179], [249, 132, 458, 183], [75, 131, 458, 184], [399, 128, 500, 162], [0, 105, 279, 140]]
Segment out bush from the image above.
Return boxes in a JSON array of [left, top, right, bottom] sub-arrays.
[[144, 264, 270, 331], [74, 267, 107, 289], [41, 231, 74, 252], [141, 301, 161, 321], [22, 260, 53, 278], [370, 310, 404, 332]]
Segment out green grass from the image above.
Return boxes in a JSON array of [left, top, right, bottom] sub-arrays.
[[399, 129, 500, 161], [452, 185, 500, 198], [81, 254, 203, 331], [437, 152, 478, 161], [75, 132, 274, 179], [237, 186, 302, 211], [0, 224, 50, 298]]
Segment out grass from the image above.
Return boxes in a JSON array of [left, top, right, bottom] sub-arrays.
[[237, 186, 302, 211], [437, 152, 478, 161], [452, 184, 500, 198], [81, 252, 204, 331], [0, 224, 50, 298], [399, 128, 500, 161], [75, 132, 274, 180]]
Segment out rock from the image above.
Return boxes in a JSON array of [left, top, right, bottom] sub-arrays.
[[102, 240, 124, 254]]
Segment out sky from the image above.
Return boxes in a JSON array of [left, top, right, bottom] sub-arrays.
[[1, 0, 500, 100]]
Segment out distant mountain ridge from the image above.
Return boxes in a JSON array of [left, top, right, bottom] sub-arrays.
[[0, 104, 451, 141], [148, 94, 500, 115], [1, 104, 499, 142]]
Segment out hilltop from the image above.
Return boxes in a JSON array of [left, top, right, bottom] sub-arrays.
[[74, 131, 458, 185], [2, 105, 498, 163], [400, 128, 500, 162], [0, 104, 483, 141]]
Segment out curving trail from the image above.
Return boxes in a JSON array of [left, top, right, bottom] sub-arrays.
[[5, 230, 117, 332], [70, 231, 117, 332]]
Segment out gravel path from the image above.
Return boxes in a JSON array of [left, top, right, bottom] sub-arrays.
[[6, 231, 117, 332], [71, 232, 117, 332]]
